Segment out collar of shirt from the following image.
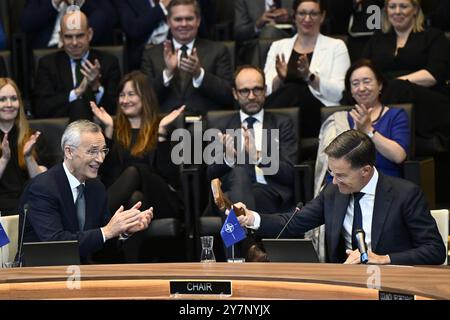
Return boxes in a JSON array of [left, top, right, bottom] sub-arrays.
[[265, 0, 275, 10], [70, 51, 90, 86], [360, 167, 379, 197], [239, 109, 264, 127], [172, 39, 195, 56], [63, 162, 85, 203]]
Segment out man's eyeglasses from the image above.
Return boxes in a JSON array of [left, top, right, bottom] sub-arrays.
[[236, 87, 265, 98], [296, 11, 321, 19], [69, 145, 109, 158]]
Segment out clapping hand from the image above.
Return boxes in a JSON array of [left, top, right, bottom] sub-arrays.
[[163, 40, 178, 77], [158, 105, 185, 136], [179, 48, 202, 79], [23, 131, 41, 158], [297, 54, 310, 80], [275, 53, 288, 80], [1, 133, 11, 162], [349, 104, 373, 134]]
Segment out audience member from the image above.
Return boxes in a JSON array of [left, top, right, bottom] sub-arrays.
[[315, 59, 409, 195], [0, 78, 47, 216], [141, 0, 234, 115], [234, 0, 292, 65], [20, 120, 153, 263], [361, 0, 450, 153], [207, 65, 297, 215], [264, 0, 350, 138], [21, 0, 118, 49], [33, 10, 121, 121], [91, 71, 184, 220], [236, 129, 446, 265], [114, 0, 171, 71]]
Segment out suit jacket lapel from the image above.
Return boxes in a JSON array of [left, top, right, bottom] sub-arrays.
[[329, 191, 350, 257], [58, 51, 74, 90], [55, 164, 79, 230], [371, 174, 393, 251], [310, 34, 327, 73]]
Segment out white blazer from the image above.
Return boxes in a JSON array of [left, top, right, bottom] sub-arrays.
[[264, 33, 351, 106]]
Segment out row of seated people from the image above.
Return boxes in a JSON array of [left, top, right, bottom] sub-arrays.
[[0, 60, 438, 263], [14, 0, 449, 159]]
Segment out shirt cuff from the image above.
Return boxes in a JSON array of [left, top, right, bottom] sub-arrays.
[[192, 68, 205, 88], [159, 2, 168, 15], [163, 69, 174, 87], [95, 86, 104, 104], [119, 233, 131, 241], [100, 228, 106, 243], [69, 89, 78, 102], [224, 156, 235, 168], [250, 211, 261, 230]]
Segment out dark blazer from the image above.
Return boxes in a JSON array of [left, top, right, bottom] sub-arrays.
[[140, 38, 234, 115], [33, 49, 120, 121], [258, 173, 446, 265], [234, 0, 266, 42], [207, 111, 297, 203], [21, 0, 118, 48], [113, 0, 166, 71], [19, 164, 112, 261]]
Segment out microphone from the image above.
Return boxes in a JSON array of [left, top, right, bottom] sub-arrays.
[[276, 202, 303, 239], [355, 228, 368, 264], [16, 203, 29, 266]]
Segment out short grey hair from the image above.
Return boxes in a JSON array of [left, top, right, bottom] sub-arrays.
[[61, 120, 102, 152]]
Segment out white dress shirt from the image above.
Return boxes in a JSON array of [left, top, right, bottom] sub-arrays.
[[162, 39, 205, 87]]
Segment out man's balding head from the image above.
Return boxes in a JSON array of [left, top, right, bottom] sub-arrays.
[[60, 10, 93, 59]]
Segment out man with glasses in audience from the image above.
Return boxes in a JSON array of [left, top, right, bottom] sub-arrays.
[[235, 129, 446, 265], [19, 120, 153, 264], [207, 65, 297, 216]]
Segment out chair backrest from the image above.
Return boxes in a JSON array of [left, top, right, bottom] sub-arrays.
[[33, 46, 125, 76], [320, 103, 414, 159], [0, 215, 19, 267], [28, 117, 69, 167], [0, 50, 11, 77], [430, 209, 449, 265]]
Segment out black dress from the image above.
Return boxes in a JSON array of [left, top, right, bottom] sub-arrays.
[[0, 126, 47, 215], [265, 50, 323, 138], [99, 128, 183, 220], [361, 28, 450, 154]]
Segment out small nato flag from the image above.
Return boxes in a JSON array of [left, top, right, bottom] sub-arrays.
[[0, 221, 10, 248], [220, 209, 246, 248]]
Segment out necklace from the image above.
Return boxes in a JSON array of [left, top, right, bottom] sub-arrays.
[[371, 105, 385, 124]]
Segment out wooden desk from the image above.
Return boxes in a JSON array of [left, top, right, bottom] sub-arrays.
[[0, 263, 449, 300]]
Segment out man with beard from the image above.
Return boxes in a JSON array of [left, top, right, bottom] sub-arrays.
[[207, 65, 297, 215]]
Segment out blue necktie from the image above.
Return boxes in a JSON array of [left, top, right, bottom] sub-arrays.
[[76, 184, 85, 231], [352, 192, 364, 250], [246, 116, 257, 129]]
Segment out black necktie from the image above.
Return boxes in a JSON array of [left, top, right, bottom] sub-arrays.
[[178, 44, 190, 93], [76, 184, 86, 231], [246, 116, 257, 129], [352, 192, 364, 250]]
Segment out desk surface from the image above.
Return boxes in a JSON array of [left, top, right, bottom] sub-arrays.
[[1, 263, 449, 300]]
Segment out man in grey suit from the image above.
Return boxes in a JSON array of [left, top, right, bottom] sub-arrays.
[[237, 130, 446, 265], [234, 0, 292, 65], [141, 0, 234, 115]]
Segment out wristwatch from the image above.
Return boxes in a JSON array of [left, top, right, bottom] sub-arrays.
[[306, 72, 316, 83], [367, 129, 377, 138]]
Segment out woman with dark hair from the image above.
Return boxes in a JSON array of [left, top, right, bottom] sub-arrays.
[[362, 0, 450, 153], [91, 71, 184, 219], [315, 60, 409, 195], [0, 78, 47, 215], [264, 0, 350, 138]]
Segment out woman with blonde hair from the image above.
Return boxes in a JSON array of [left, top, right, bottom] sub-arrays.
[[91, 71, 185, 219], [0, 78, 47, 215], [361, 0, 450, 152]]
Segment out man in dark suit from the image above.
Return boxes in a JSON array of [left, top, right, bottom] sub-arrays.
[[21, 0, 118, 49], [20, 120, 153, 263], [141, 0, 234, 115], [237, 130, 446, 265], [207, 65, 297, 214], [33, 10, 120, 121]]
